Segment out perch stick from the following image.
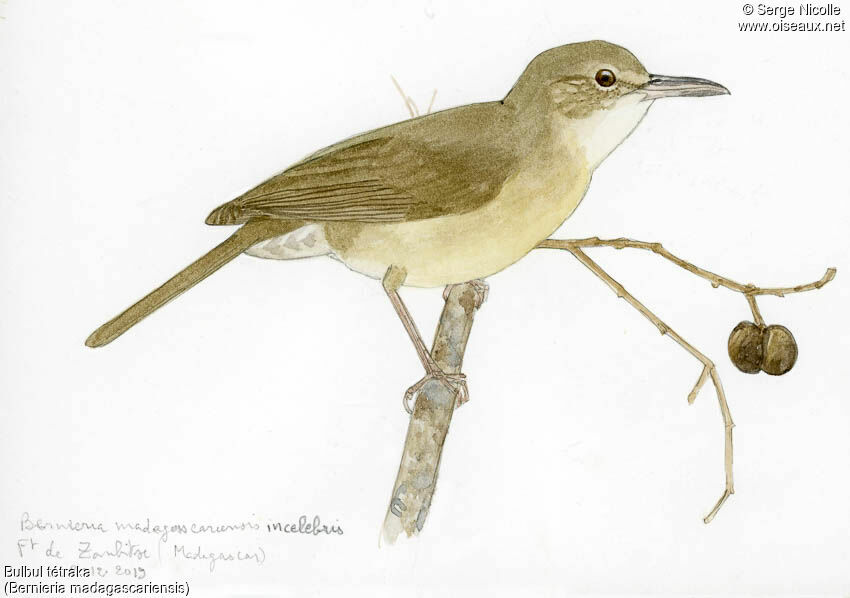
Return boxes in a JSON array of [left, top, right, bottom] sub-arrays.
[[539, 241, 735, 523], [381, 282, 483, 542], [541, 237, 836, 325]]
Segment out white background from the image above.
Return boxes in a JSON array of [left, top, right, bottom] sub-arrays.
[[2, 0, 849, 595]]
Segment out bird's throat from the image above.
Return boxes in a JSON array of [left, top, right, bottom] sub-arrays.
[[557, 95, 652, 169]]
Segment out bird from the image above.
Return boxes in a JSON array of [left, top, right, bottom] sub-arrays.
[[85, 40, 728, 404]]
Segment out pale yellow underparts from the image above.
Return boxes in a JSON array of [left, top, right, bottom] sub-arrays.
[[331, 149, 591, 287]]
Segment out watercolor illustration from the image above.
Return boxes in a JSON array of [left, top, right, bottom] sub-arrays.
[[85, 40, 835, 541]]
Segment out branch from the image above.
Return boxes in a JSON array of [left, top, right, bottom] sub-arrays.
[[538, 237, 836, 326], [390, 75, 417, 118], [381, 282, 482, 543], [390, 76, 438, 118], [540, 241, 735, 523], [536, 237, 835, 521]]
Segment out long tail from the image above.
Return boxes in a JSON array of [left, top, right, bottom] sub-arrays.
[[85, 218, 299, 348]]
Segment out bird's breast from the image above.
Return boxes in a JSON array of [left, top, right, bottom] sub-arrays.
[[324, 149, 591, 287]]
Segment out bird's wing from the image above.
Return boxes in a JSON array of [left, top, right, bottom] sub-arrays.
[[206, 102, 523, 225]]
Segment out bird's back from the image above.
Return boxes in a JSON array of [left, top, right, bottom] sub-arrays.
[[206, 101, 539, 227]]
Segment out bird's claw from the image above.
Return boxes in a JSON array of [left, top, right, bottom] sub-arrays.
[[403, 370, 469, 414]]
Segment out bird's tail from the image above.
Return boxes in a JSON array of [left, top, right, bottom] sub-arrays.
[[85, 218, 299, 348]]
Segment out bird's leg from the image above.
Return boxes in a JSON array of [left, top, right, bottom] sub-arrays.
[[382, 265, 469, 412]]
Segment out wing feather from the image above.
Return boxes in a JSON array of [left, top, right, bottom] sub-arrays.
[[206, 103, 524, 225]]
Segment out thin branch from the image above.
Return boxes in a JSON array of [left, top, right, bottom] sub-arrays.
[[391, 76, 439, 118], [539, 237, 836, 329], [539, 237, 836, 296], [541, 241, 735, 523], [407, 97, 420, 118], [390, 75, 417, 118], [746, 295, 765, 328], [426, 89, 437, 114]]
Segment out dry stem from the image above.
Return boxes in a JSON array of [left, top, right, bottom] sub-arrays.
[[390, 75, 437, 118], [538, 237, 835, 522], [544, 237, 836, 326]]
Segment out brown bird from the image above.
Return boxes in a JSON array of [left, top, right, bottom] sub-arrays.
[[86, 40, 728, 404]]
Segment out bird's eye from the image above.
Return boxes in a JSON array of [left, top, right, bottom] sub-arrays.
[[595, 69, 616, 88]]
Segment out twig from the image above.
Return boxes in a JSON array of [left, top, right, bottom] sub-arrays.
[[390, 76, 438, 118], [539, 237, 836, 328], [540, 241, 737, 522], [426, 89, 437, 115], [390, 75, 417, 118], [381, 282, 483, 542], [746, 295, 765, 328], [538, 237, 834, 521]]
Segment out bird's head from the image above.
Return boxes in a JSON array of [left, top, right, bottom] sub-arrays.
[[505, 40, 729, 168]]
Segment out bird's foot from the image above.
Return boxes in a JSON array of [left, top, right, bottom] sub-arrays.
[[403, 367, 469, 414], [443, 279, 489, 309]]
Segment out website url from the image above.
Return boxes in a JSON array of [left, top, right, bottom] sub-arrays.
[[738, 19, 846, 30]]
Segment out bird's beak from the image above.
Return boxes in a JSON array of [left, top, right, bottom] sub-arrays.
[[640, 74, 730, 100]]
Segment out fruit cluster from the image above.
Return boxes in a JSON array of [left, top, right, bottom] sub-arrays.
[[728, 321, 797, 376]]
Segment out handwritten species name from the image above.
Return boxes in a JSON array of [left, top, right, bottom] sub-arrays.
[[266, 516, 344, 535], [19, 513, 107, 534], [12, 512, 343, 577]]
